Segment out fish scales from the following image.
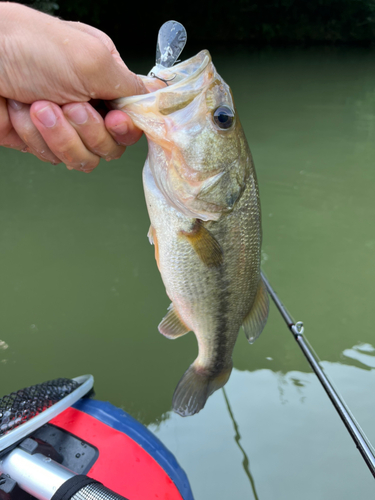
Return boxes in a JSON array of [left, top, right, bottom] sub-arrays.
[[113, 50, 269, 416]]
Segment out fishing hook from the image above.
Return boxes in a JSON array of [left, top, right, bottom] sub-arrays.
[[150, 72, 177, 87]]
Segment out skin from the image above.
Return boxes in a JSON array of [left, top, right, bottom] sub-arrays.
[[0, 2, 146, 171]]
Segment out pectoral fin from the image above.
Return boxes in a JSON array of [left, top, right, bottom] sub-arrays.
[[243, 277, 269, 344], [147, 225, 160, 270], [147, 225, 154, 244], [180, 220, 223, 267], [158, 303, 190, 339]]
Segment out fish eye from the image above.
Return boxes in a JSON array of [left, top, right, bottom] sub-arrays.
[[213, 106, 235, 130]]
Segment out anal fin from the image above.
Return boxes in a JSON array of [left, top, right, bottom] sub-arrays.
[[180, 220, 223, 267], [243, 277, 269, 344], [158, 303, 190, 339]]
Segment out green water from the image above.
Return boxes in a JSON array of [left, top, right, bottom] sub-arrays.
[[1, 47, 375, 498]]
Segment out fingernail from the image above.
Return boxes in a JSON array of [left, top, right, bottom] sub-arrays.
[[67, 104, 88, 125], [8, 100, 23, 111], [36, 105, 57, 128], [111, 121, 128, 136], [66, 166, 74, 171], [80, 162, 95, 173]]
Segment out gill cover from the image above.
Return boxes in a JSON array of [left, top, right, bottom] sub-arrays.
[[113, 51, 251, 221]]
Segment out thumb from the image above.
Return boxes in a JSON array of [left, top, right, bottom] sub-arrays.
[[67, 21, 147, 100], [92, 57, 147, 100], [77, 41, 147, 101]]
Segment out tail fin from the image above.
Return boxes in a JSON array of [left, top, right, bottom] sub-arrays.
[[172, 362, 232, 417]]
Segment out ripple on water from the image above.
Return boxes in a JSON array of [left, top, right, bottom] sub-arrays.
[[149, 367, 374, 500], [341, 342, 375, 370]]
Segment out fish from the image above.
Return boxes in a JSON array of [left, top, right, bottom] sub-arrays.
[[113, 50, 269, 417]]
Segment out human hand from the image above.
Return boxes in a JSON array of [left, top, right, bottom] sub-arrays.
[[6, 99, 143, 172], [0, 3, 146, 171]]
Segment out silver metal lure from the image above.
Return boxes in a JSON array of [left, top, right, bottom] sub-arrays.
[[155, 21, 187, 68]]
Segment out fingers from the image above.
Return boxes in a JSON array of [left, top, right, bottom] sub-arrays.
[[105, 110, 143, 146], [30, 101, 101, 172], [30, 101, 138, 172], [62, 102, 125, 160], [0, 96, 26, 150], [4, 97, 142, 171], [7, 100, 61, 163]]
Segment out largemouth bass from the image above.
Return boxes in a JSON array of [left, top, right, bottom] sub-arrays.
[[114, 50, 269, 417]]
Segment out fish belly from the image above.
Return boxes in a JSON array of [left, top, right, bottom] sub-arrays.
[[142, 159, 262, 372]]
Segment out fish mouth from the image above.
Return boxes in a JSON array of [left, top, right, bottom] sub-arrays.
[[112, 50, 212, 108], [112, 49, 230, 222]]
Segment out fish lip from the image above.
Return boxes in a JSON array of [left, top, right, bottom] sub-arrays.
[[113, 50, 212, 107]]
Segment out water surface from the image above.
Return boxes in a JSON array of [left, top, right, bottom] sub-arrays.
[[0, 47, 374, 498]]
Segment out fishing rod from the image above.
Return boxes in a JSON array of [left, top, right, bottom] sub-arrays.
[[261, 271, 375, 478]]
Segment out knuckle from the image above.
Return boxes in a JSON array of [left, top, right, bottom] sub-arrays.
[[87, 133, 125, 159], [94, 32, 115, 52], [91, 40, 111, 65], [18, 127, 39, 146], [89, 137, 108, 154], [55, 137, 79, 158], [91, 139, 114, 156]]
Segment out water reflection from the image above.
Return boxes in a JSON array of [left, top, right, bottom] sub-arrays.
[[341, 343, 375, 370], [222, 388, 259, 500], [0, 340, 9, 366], [150, 367, 375, 500], [0, 341, 8, 350]]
